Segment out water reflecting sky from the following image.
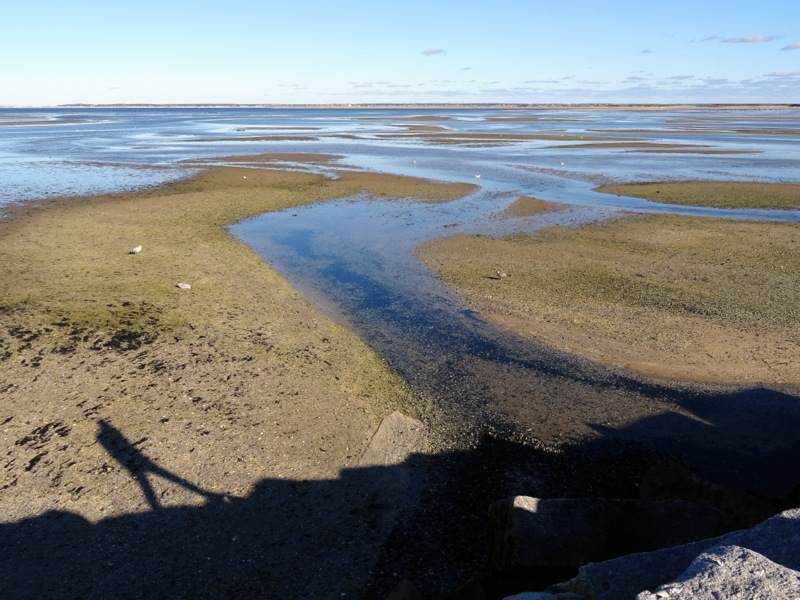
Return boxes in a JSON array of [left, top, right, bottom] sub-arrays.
[[1, 107, 799, 221]]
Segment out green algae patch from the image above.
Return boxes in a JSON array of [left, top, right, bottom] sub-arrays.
[[596, 181, 800, 210]]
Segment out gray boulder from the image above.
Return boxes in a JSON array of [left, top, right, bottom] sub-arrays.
[[551, 508, 800, 600], [636, 544, 800, 600]]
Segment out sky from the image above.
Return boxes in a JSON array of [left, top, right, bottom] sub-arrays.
[[2, 0, 799, 105]]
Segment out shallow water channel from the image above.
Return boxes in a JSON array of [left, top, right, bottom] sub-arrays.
[[232, 182, 800, 498]]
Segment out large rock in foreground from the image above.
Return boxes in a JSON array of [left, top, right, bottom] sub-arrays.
[[637, 544, 800, 600], [551, 508, 800, 600]]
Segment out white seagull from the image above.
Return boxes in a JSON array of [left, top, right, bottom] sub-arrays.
[[129, 245, 142, 254]]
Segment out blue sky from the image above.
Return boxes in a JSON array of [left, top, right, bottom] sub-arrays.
[[2, 0, 799, 105]]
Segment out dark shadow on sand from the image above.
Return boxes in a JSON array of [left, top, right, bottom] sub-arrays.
[[2, 392, 800, 600]]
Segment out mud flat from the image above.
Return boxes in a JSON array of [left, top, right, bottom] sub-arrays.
[[417, 185, 799, 384]]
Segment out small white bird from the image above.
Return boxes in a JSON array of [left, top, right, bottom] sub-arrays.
[[129, 245, 142, 254], [496, 269, 510, 280], [475, 174, 481, 178], [176, 282, 192, 290]]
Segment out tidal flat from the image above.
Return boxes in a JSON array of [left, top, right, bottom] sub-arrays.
[[0, 166, 436, 517], [417, 186, 799, 383], [1, 105, 800, 599]]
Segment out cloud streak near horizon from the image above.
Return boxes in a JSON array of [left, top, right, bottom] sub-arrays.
[[421, 49, 446, 56], [722, 35, 776, 43]]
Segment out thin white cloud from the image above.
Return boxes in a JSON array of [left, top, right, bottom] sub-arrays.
[[782, 42, 800, 50], [691, 36, 723, 42], [667, 75, 695, 80], [421, 48, 446, 56], [640, 49, 654, 54], [722, 35, 775, 43], [766, 71, 800, 77], [703, 77, 733, 85]]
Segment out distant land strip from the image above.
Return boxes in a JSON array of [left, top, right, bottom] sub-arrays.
[[2, 103, 800, 110]]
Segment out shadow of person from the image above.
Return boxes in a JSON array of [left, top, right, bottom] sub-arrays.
[[97, 419, 229, 509], [2, 415, 797, 600]]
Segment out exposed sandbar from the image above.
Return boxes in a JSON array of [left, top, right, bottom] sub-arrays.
[[499, 195, 568, 218], [417, 197, 799, 384], [546, 142, 708, 149], [597, 181, 800, 210]]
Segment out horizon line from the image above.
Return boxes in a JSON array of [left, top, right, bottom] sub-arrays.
[[3, 102, 800, 110]]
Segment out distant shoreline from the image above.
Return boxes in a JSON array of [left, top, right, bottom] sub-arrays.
[[2, 103, 799, 111]]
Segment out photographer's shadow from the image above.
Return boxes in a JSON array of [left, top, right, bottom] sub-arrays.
[[97, 420, 231, 510]]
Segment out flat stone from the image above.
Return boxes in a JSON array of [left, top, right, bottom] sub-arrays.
[[358, 411, 425, 468]]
